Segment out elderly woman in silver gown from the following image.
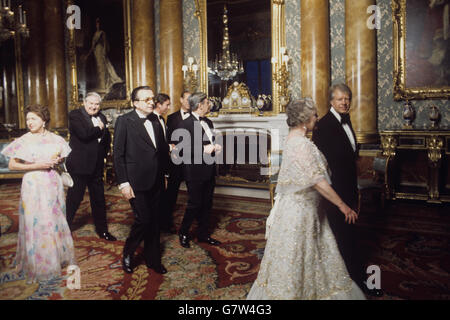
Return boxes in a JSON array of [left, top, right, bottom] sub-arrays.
[[247, 98, 366, 300]]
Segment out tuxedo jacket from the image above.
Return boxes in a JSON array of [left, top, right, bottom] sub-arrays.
[[166, 110, 191, 179], [113, 109, 164, 191], [177, 115, 216, 182], [312, 110, 359, 206], [148, 112, 170, 174], [167, 110, 190, 144], [66, 108, 111, 175]]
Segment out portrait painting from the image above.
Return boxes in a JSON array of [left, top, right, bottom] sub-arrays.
[[393, 0, 450, 99], [68, 0, 131, 107]]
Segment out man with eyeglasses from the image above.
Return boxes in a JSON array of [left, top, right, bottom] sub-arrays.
[[113, 86, 167, 275]]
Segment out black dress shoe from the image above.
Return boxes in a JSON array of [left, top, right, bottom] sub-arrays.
[[98, 232, 117, 241], [122, 255, 133, 274], [146, 264, 167, 274], [365, 288, 384, 297], [197, 237, 221, 246], [179, 234, 190, 248]]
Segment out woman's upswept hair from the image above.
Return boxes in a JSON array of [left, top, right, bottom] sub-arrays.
[[286, 98, 317, 128]]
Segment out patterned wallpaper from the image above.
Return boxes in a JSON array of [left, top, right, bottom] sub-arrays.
[[183, 0, 200, 65], [286, 0, 301, 100], [329, 0, 345, 84], [179, 0, 449, 130]]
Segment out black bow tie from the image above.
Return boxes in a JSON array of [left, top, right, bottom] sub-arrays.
[[199, 117, 207, 122], [340, 114, 350, 125], [139, 117, 149, 124]]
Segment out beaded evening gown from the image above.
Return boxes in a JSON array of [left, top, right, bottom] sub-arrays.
[[247, 135, 365, 300], [1, 132, 76, 283]]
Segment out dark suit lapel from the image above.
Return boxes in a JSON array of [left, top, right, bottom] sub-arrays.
[[327, 111, 356, 156], [129, 110, 157, 150]]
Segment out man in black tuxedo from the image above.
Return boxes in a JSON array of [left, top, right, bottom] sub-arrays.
[[66, 92, 116, 241], [174, 92, 222, 248], [312, 83, 382, 297], [161, 91, 191, 233], [148, 93, 171, 178], [113, 86, 166, 275]]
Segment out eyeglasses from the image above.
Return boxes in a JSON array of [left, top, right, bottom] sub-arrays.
[[136, 97, 154, 104]]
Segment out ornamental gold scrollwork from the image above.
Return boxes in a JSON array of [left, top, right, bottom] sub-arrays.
[[426, 136, 443, 166], [381, 135, 397, 158]]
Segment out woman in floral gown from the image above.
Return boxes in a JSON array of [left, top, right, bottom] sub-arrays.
[[1, 105, 76, 283], [247, 99, 365, 300]]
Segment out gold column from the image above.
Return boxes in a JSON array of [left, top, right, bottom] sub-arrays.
[[27, 0, 47, 106], [43, 0, 67, 128], [160, 0, 183, 114], [345, 0, 377, 143], [131, 0, 156, 89], [300, 0, 330, 117]]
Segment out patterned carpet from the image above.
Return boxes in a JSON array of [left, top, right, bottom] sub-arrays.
[[0, 181, 449, 300]]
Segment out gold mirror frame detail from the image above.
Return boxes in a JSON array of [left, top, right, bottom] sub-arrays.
[[392, 0, 450, 100], [67, 0, 133, 110], [195, 0, 286, 116], [14, 33, 26, 128]]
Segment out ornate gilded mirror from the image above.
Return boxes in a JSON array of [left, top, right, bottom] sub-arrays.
[[196, 0, 286, 115]]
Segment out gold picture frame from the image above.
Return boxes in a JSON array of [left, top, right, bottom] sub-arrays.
[[392, 0, 450, 100], [195, 0, 286, 116], [66, 0, 132, 110]]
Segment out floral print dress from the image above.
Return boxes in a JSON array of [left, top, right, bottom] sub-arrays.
[[1, 132, 76, 283]]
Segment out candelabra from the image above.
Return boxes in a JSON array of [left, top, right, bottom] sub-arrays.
[[182, 57, 199, 93], [271, 47, 290, 109], [208, 5, 244, 81], [0, 1, 29, 43]]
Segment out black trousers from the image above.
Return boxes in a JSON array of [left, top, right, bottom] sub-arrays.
[[179, 178, 215, 239], [326, 202, 365, 285], [160, 166, 183, 230], [124, 178, 163, 267], [66, 161, 108, 234]]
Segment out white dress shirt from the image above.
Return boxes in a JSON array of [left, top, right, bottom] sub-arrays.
[[192, 112, 214, 144], [180, 109, 190, 120], [91, 116, 103, 142], [330, 107, 356, 152], [135, 109, 157, 149]]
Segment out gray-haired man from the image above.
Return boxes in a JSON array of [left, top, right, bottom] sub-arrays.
[[175, 92, 222, 248], [66, 92, 116, 241]]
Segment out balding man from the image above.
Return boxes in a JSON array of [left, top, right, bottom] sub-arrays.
[[66, 92, 116, 241]]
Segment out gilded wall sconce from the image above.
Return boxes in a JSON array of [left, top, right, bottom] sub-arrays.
[[271, 47, 290, 111], [182, 57, 199, 93]]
